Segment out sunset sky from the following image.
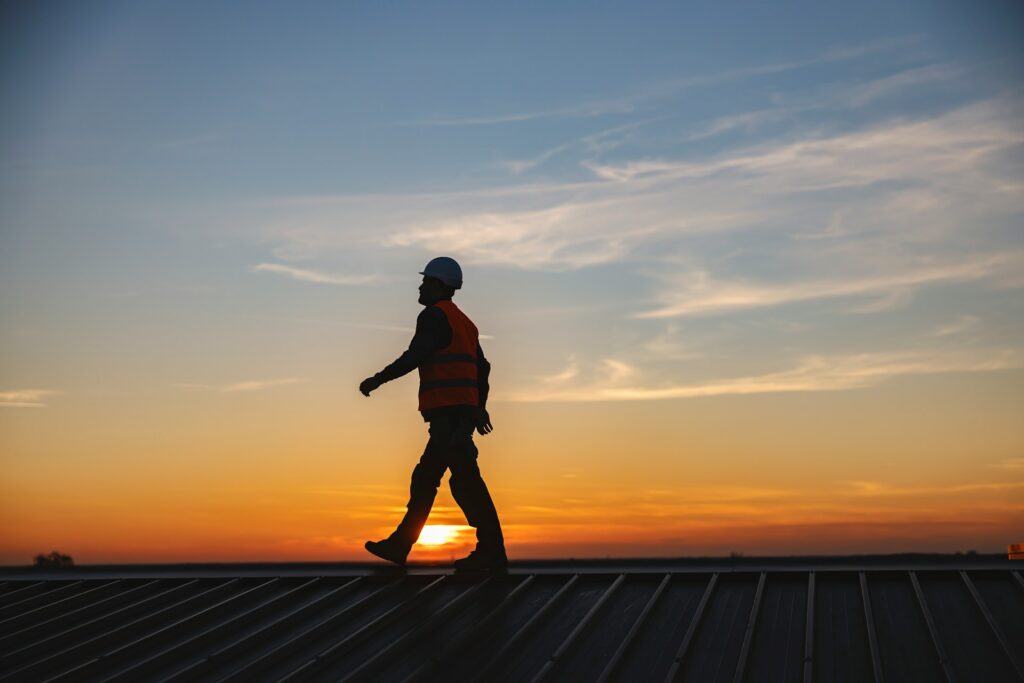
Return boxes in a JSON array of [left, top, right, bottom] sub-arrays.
[[2, 1, 1022, 564]]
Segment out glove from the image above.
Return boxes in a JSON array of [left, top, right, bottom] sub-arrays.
[[475, 407, 493, 435], [359, 376, 382, 397]]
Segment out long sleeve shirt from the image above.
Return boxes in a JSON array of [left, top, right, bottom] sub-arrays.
[[373, 300, 491, 420]]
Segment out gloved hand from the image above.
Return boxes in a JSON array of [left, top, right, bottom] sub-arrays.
[[475, 407, 493, 435], [359, 376, 382, 397]]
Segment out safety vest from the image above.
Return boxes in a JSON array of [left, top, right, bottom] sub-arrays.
[[418, 300, 479, 411]]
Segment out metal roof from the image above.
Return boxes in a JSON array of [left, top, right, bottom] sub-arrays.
[[1, 557, 1022, 682]]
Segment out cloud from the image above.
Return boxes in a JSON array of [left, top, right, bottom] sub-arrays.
[[498, 347, 1024, 402], [231, 82, 1024, 282], [0, 389, 61, 408], [251, 263, 382, 286], [381, 201, 657, 271], [677, 109, 793, 144], [397, 36, 920, 127], [840, 62, 964, 107], [378, 95, 1024, 275], [235, 314, 415, 335], [988, 458, 1024, 472], [639, 36, 924, 96], [601, 358, 636, 383], [392, 98, 637, 127], [538, 355, 580, 385], [844, 480, 1024, 496], [930, 315, 980, 337], [230, 313, 494, 339], [843, 288, 917, 314], [789, 210, 850, 241], [174, 378, 306, 393], [497, 143, 574, 175], [671, 62, 964, 145], [497, 119, 661, 175], [641, 324, 705, 361], [636, 253, 1019, 319], [583, 97, 1024, 187]]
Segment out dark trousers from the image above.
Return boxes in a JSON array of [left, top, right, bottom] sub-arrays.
[[392, 411, 505, 552]]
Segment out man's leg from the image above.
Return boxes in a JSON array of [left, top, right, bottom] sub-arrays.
[[390, 417, 450, 547], [447, 416, 505, 557]]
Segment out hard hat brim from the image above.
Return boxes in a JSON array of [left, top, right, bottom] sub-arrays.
[[418, 272, 461, 289]]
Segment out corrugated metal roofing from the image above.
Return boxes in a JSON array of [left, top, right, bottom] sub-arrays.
[[1, 559, 1022, 682]]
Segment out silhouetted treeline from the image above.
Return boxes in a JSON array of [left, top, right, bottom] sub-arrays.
[[33, 551, 74, 568]]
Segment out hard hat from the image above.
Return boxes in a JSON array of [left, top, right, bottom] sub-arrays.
[[419, 256, 463, 289]]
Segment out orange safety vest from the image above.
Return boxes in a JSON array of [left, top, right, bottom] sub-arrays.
[[418, 300, 479, 411]]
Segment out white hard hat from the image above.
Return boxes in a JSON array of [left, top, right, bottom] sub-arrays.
[[419, 256, 463, 289]]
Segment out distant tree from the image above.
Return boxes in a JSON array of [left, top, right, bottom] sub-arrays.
[[33, 551, 74, 568]]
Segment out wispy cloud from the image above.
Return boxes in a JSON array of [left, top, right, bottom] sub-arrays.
[[637, 253, 1019, 319], [583, 97, 1024, 186], [382, 202, 646, 271], [844, 480, 1024, 496], [671, 61, 964, 145], [789, 210, 850, 241], [537, 356, 636, 389], [377, 95, 1024, 275], [677, 109, 792, 144], [0, 389, 62, 408], [498, 118, 660, 174], [988, 458, 1024, 472], [602, 358, 636, 383], [235, 313, 415, 334], [640, 324, 706, 361], [538, 355, 580, 385], [251, 263, 382, 286], [499, 347, 1024, 402], [930, 315, 980, 337], [501, 469, 1022, 553], [232, 80, 1023, 284], [639, 36, 924, 96], [174, 378, 306, 393], [393, 97, 637, 127], [497, 143, 575, 175], [841, 62, 964, 106], [397, 36, 919, 127]]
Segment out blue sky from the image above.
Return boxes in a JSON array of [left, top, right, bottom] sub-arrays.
[[2, 1, 1024, 561], [2, 0, 1023, 404]]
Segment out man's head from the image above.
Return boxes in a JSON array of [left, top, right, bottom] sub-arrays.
[[417, 256, 462, 305], [418, 276, 455, 305], [418, 257, 462, 289]]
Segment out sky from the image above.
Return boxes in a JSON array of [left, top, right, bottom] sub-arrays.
[[1, 1, 1022, 564]]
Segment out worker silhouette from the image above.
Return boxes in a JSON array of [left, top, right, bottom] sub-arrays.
[[359, 257, 507, 571]]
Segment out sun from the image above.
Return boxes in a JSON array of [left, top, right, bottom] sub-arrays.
[[417, 525, 464, 547]]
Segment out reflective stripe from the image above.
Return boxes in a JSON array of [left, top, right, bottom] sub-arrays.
[[421, 353, 477, 365], [419, 378, 479, 393]]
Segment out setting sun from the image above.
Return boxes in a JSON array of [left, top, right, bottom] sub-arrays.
[[2, 2, 1023, 570], [416, 525, 467, 547]]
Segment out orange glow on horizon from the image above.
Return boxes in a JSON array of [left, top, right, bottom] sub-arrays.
[[2, 374, 1022, 565]]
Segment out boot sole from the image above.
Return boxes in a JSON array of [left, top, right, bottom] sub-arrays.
[[364, 542, 408, 566]]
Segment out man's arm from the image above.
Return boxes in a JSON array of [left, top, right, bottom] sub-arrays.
[[476, 342, 491, 409], [359, 308, 451, 396], [475, 341, 493, 434]]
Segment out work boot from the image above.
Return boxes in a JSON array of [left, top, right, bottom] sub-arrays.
[[453, 546, 508, 572], [364, 537, 411, 566]]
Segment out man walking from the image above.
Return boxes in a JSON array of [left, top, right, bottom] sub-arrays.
[[359, 257, 507, 571]]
